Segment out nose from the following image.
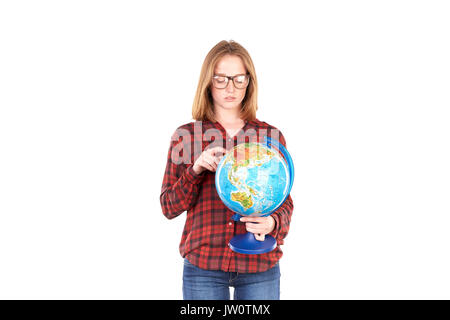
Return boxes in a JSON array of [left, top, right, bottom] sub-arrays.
[[225, 80, 235, 92]]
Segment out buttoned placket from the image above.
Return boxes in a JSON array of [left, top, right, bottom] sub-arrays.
[[223, 207, 236, 271], [213, 120, 249, 149], [226, 218, 234, 246]]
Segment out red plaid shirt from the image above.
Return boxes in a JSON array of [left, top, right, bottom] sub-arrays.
[[160, 118, 294, 273]]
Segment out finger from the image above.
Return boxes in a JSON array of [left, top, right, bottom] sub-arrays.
[[201, 160, 215, 172], [203, 153, 216, 164], [214, 156, 222, 166], [209, 146, 227, 156], [208, 154, 222, 165], [209, 155, 221, 168], [203, 156, 218, 171], [209, 157, 218, 170], [246, 227, 265, 236], [207, 160, 217, 171], [240, 216, 264, 223], [254, 233, 265, 241], [212, 146, 227, 154]]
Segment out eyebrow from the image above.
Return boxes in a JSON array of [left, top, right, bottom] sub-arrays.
[[214, 73, 246, 77]]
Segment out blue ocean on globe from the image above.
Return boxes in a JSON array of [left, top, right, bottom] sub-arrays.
[[215, 142, 290, 217]]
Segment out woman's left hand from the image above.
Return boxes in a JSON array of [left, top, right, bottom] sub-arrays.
[[240, 216, 276, 241]]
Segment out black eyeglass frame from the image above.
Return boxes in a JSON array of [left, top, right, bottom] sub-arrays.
[[211, 73, 250, 89]]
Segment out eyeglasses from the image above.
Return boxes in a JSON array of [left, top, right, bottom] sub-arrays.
[[212, 73, 250, 89]]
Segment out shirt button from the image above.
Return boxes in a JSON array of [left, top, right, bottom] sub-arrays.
[[228, 222, 233, 226]]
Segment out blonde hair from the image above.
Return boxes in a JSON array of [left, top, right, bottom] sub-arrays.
[[192, 40, 258, 122]]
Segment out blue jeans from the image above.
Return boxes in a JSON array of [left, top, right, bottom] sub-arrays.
[[182, 258, 280, 300]]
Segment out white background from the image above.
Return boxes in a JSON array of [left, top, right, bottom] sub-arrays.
[[1, 0, 449, 299]]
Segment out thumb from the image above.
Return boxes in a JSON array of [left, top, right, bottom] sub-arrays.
[[254, 233, 265, 241]]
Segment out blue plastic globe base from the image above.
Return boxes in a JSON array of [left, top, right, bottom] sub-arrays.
[[228, 232, 277, 254]]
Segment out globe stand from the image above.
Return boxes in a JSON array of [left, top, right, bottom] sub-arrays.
[[228, 214, 277, 254]]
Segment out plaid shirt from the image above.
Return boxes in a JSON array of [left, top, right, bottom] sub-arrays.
[[160, 118, 294, 273]]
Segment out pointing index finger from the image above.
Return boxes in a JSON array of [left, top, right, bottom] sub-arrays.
[[240, 216, 263, 223], [209, 146, 227, 156]]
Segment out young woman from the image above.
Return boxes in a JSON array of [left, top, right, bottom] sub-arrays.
[[160, 40, 294, 300]]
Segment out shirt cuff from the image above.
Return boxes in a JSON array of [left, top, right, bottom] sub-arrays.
[[268, 213, 279, 238], [184, 164, 206, 184]]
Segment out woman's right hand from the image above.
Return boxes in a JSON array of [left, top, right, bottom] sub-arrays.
[[192, 146, 227, 174]]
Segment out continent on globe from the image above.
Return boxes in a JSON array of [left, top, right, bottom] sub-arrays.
[[232, 143, 275, 168], [230, 191, 253, 209]]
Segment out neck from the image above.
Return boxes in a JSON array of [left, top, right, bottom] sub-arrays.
[[214, 106, 243, 125]]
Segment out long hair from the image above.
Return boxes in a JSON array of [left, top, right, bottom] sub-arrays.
[[192, 40, 258, 122]]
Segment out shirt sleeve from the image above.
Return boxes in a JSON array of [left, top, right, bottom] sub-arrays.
[[268, 130, 294, 245], [160, 129, 206, 220]]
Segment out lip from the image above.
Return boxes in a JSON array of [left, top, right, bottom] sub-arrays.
[[224, 97, 236, 101]]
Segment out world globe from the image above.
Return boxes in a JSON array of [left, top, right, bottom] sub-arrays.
[[215, 136, 294, 254]]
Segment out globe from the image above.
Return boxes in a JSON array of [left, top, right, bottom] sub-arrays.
[[215, 136, 294, 254]]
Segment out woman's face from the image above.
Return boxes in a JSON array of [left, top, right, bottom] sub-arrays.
[[210, 54, 248, 115]]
